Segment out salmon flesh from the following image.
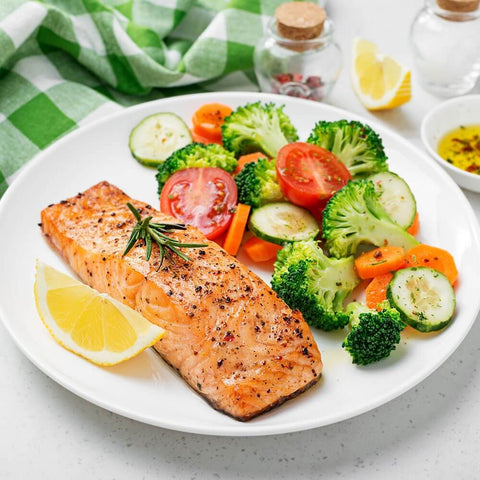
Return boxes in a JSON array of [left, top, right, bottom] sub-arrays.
[[40, 181, 323, 421]]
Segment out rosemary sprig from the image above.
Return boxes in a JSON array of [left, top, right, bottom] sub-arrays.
[[122, 203, 207, 268]]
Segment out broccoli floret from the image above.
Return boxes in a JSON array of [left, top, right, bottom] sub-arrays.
[[342, 302, 406, 365], [271, 240, 360, 331], [322, 179, 418, 258], [222, 102, 298, 158], [156, 143, 237, 194], [307, 120, 388, 177], [235, 157, 283, 208]]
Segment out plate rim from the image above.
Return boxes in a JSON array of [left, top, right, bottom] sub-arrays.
[[1, 91, 480, 437]]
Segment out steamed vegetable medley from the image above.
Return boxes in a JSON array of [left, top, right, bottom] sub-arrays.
[[129, 101, 459, 366]]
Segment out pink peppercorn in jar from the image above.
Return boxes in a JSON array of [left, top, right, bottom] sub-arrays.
[[254, 2, 342, 102]]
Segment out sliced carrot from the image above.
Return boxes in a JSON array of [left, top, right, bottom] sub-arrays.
[[223, 203, 251, 256], [243, 236, 282, 262], [365, 273, 393, 310], [234, 152, 267, 175], [404, 244, 458, 285], [354, 246, 406, 279], [192, 103, 232, 143], [190, 129, 222, 145], [407, 212, 420, 236]]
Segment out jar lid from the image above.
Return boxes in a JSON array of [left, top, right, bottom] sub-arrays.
[[275, 2, 327, 41], [436, 0, 479, 12]]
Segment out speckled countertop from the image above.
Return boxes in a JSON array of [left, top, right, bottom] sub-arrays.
[[2, 0, 480, 478]]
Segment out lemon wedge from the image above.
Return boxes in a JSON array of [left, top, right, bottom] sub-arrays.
[[34, 261, 165, 366], [351, 38, 411, 111]]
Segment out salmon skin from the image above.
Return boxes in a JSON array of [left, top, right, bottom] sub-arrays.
[[40, 181, 322, 421]]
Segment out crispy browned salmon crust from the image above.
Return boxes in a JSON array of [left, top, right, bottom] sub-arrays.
[[40, 181, 322, 421]]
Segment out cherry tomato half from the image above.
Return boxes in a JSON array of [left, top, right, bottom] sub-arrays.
[[192, 103, 233, 143], [276, 142, 351, 208], [160, 167, 237, 240]]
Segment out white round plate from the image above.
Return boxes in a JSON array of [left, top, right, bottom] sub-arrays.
[[1, 92, 479, 437]]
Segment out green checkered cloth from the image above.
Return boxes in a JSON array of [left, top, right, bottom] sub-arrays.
[[0, 0, 289, 197]]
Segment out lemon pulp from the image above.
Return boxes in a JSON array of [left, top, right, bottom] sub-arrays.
[[351, 38, 411, 111], [34, 261, 165, 366]]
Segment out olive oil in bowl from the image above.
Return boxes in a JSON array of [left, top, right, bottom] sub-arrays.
[[438, 125, 480, 175]]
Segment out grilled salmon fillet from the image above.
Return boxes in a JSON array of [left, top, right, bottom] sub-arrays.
[[40, 181, 322, 421]]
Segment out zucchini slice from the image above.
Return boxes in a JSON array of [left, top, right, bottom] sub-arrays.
[[129, 113, 192, 167], [387, 267, 455, 332], [249, 202, 319, 245], [369, 171, 416, 229]]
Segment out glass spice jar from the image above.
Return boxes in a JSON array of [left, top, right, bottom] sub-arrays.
[[254, 2, 342, 102], [410, 0, 480, 97]]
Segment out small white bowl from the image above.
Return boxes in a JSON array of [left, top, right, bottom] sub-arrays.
[[421, 95, 480, 193]]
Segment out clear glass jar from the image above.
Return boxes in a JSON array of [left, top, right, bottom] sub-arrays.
[[410, 0, 480, 97], [254, 17, 342, 102]]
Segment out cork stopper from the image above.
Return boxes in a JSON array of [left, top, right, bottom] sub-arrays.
[[275, 2, 327, 41], [436, 0, 479, 12]]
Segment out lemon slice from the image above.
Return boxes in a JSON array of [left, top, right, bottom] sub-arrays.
[[351, 38, 411, 111], [34, 261, 165, 366]]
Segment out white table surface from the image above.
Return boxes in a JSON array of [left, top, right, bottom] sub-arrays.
[[2, 1, 480, 478]]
